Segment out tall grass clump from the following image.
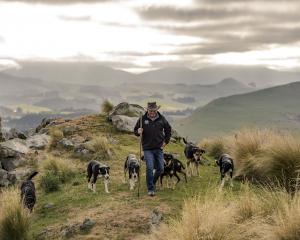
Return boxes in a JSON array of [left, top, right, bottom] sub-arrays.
[[86, 136, 112, 160], [146, 185, 300, 240], [101, 99, 114, 115], [0, 188, 31, 240], [39, 156, 76, 193], [49, 128, 64, 149], [199, 137, 228, 159]]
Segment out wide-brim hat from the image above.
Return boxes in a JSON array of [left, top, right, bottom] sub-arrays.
[[146, 101, 161, 111]]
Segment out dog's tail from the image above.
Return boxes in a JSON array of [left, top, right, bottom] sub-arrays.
[[27, 171, 38, 180]]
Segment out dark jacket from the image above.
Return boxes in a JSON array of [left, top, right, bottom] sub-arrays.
[[134, 111, 172, 150]]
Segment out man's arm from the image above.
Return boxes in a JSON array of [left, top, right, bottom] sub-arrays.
[[134, 117, 141, 137], [163, 117, 172, 144]]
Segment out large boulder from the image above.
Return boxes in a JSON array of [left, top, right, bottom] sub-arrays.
[[108, 102, 144, 120], [26, 134, 51, 150], [0, 139, 29, 171], [4, 128, 27, 140], [35, 118, 68, 134], [111, 115, 138, 133]]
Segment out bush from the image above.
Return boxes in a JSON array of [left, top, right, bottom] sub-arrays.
[[199, 137, 227, 159], [39, 172, 60, 193], [0, 188, 31, 240], [49, 128, 64, 149], [39, 156, 75, 192], [86, 136, 112, 160], [101, 100, 114, 115]]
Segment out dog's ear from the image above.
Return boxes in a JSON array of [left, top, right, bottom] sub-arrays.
[[107, 166, 110, 170]]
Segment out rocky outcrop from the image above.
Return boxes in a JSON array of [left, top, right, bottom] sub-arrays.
[[35, 118, 68, 134], [4, 128, 27, 140], [108, 102, 144, 120], [26, 134, 51, 150], [0, 138, 29, 171], [111, 115, 138, 133]]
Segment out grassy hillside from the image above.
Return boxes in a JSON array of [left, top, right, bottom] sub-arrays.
[[175, 81, 300, 141], [2, 114, 240, 240]]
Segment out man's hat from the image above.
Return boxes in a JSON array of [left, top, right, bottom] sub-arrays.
[[147, 102, 161, 111]]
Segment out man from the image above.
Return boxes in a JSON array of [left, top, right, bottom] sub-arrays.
[[134, 102, 172, 196]]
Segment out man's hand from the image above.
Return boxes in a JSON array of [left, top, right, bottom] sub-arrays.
[[161, 142, 166, 149], [138, 128, 143, 134]]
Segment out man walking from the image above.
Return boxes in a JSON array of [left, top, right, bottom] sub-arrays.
[[134, 102, 172, 196]]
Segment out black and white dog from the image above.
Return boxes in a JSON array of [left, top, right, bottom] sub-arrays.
[[160, 153, 187, 189], [124, 154, 140, 190], [87, 160, 110, 193], [216, 154, 234, 188], [183, 138, 206, 176], [20, 171, 38, 212]]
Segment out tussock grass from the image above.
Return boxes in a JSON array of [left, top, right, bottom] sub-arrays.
[[39, 156, 76, 193], [101, 99, 114, 115], [49, 128, 64, 149], [147, 185, 300, 240], [86, 136, 113, 160], [0, 188, 31, 240]]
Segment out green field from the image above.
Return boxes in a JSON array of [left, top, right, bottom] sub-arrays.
[[175, 81, 300, 141]]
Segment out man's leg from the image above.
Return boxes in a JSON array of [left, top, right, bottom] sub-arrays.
[[153, 149, 164, 188], [144, 150, 155, 192]]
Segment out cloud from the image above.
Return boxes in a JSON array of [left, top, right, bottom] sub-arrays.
[[0, 35, 4, 43], [58, 15, 91, 21], [0, 0, 112, 5]]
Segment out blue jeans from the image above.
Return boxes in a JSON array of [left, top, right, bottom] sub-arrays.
[[144, 149, 164, 192]]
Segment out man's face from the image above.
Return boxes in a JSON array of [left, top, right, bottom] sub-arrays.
[[148, 110, 157, 118]]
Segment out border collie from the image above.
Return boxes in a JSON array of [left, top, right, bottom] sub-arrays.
[[183, 138, 205, 176], [124, 154, 140, 190], [216, 154, 234, 188], [87, 160, 110, 193], [20, 171, 38, 212], [160, 153, 187, 189]]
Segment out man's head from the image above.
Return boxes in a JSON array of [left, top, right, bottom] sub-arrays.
[[147, 102, 160, 119]]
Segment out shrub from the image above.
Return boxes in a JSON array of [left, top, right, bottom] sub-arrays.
[[101, 100, 114, 115], [0, 188, 31, 240], [86, 136, 112, 160], [39, 172, 60, 193], [49, 128, 64, 149]]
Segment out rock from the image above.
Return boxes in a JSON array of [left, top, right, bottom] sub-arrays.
[[150, 209, 163, 226], [0, 139, 29, 171], [26, 134, 51, 150], [35, 118, 67, 134], [44, 203, 55, 209], [111, 115, 138, 133], [60, 223, 80, 238], [73, 143, 94, 159], [58, 138, 74, 150], [63, 126, 79, 136], [108, 102, 144, 120], [0, 169, 9, 187], [4, 128, 27, 140], [80, 218, 95, 231]]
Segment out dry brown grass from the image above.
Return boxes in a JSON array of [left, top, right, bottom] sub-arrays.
[[0, 188, 31, 240], [146, 185, 300, 240], [86, 136, 113, 160], [49, 128, 64, 149]]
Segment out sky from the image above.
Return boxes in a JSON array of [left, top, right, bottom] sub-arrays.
[[0, 0, 300, 73]]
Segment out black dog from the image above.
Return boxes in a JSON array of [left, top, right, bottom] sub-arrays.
[[160, 153, 187, 189], [216, 154, 234, 188], [87, 160, 110, 193], [124, 154, 140, 190], [183, 138, 206, 176], [20, 171, 38, 212]]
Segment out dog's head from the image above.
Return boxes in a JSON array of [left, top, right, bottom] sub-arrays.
[[163, 153, 174, 166], [129, 162, 140, 180], [99, 165, 110, 180]]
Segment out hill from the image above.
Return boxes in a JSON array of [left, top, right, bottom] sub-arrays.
[[175, 81, 300, 140]]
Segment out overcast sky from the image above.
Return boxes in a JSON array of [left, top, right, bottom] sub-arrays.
[[0, 0, 300, 73]]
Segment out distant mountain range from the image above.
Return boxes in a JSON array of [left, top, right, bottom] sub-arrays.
[[175, 81, 300, 141]]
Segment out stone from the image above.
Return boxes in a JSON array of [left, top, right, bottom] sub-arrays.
[[26, 134, 51, 150], [111, 115, 138, 133], [108, 102, 144, 120], [58, 138, 74, 150], [0, 169, 9, 187], [80, 218, 95, 231]]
